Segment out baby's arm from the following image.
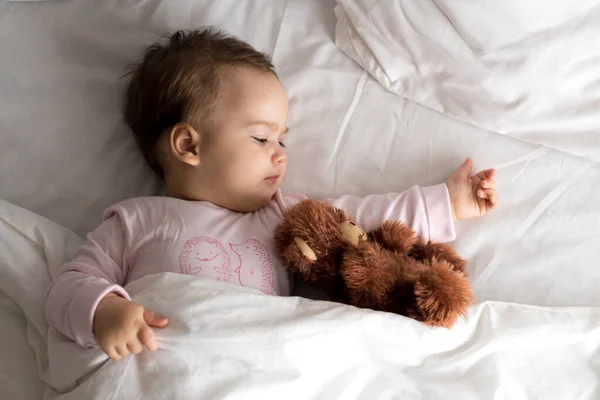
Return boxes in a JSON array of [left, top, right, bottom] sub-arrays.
[[279, 160, 497, 243], [324, 183, 455, 243], [279, 183, 453, 243], [45, 213, 131, 346], [45, 212, 167, 360]]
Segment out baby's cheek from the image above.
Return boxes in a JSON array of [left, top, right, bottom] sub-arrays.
[[231, 164, 256, 187]]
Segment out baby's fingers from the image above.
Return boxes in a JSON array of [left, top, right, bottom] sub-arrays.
[[139, 325, 158, 352], [475, 168, 496, 181], [105, 347, 121, 361], [480, 179, 495, 189], [116, 344, 130, 358], [143, 309, 169, 328], [127, 339, 144, 355], [97, 338, 122, 360], [477, 188, 498, 204]]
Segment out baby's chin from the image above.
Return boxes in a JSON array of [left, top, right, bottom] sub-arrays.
[[221, 192, 278, 213]]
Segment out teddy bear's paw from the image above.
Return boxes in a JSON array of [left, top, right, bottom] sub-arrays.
[[369, 221, 418, 254], [414, 259, 473, 328], [341, 243, 402, 308], [410, 241, 467, 275]]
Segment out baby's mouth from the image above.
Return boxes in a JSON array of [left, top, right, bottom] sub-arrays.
[[265, 175, 280, 184]]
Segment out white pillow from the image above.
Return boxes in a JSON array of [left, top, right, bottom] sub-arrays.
[[0, 198, 83, 380]]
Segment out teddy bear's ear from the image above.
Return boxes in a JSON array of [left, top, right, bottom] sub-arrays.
[[293, 237, 317, 261], [339, 221, 367, 246]]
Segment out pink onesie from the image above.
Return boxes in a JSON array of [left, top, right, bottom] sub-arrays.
[[45, 184, 455, 347]]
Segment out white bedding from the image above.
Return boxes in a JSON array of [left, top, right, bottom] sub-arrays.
[[2, 0, 600, 398], [334, 0, 600, 162], [0, 292, 43, 400], [48, 274, 600, 399], [3, 199, 600, 399]]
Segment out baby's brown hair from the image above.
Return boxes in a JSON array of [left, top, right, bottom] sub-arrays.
[[123, 28, 276, 178]]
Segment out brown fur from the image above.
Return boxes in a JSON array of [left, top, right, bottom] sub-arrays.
[[413, 260, 473, 327], [274, 200, 350, 298], [409, 240, 467, 275], [341, 242, 404, 307], [369, 221, 418, 254], [274, 199, 473, 328]]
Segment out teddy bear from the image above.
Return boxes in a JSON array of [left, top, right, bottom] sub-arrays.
[[274, 199, 473, 328]]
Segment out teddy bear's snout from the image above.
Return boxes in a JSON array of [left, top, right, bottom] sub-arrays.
[[339, 221, 367, 246]]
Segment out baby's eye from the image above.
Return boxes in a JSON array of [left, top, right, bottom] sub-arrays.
[[279, 141, 287, 148], [252, 137, 268, 144]]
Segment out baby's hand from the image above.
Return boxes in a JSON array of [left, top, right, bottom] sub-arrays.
[[93, 293, 169, 360], [446, 158, 498, 220]]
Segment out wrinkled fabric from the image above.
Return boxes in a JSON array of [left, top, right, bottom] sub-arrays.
[[47, 273, 600, 400], [335, 0, 600, 161]]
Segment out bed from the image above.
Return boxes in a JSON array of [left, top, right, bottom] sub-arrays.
[[1, 0, 600, 398]]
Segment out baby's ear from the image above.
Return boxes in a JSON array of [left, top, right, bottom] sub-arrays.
[[169, 123, 201, 166]]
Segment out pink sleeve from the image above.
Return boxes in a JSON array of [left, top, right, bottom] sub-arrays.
[[279, 183, 455, 243], [44, 211, 131, 348]]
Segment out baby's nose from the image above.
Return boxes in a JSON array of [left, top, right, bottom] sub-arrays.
[[272, 148, 287, 164]]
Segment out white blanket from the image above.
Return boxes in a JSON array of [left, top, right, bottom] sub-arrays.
[[46, 273, 600, 399], [334, 0, 600, 161], [2, 197, 600, 399]]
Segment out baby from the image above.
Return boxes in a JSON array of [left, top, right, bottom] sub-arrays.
[[45, 28, 498, 361]]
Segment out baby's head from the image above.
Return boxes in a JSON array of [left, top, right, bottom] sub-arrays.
[[124, 28, 289, 212]]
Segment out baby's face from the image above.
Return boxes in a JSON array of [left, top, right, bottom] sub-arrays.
[[197, 66, 289, 212]]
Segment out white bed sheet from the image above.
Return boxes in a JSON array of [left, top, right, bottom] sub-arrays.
[[1, 0, 600, 398], [2, 201, 600, 399], [0, 292, 43, 400], [334, 0, 600, 162]]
